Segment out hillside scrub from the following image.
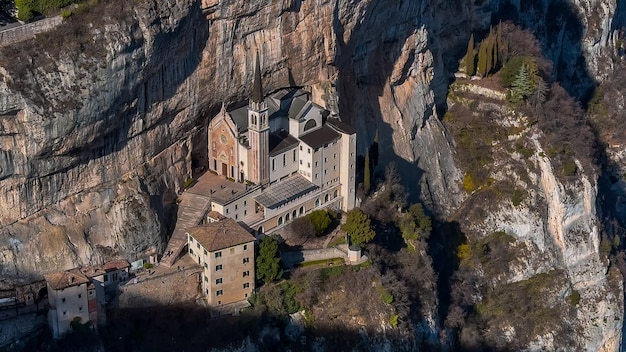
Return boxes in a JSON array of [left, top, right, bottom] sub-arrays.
[[16, 0, 84, 21]]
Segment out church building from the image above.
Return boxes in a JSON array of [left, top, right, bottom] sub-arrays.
[[205, 54, 356, 234]]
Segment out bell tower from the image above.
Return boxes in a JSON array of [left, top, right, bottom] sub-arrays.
[[247, 52, 269, 185]]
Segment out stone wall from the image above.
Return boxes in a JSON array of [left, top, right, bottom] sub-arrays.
[[0, 17, 63, 47]]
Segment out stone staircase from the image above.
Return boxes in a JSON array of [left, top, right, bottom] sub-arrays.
[[160, 193, 212, 267]]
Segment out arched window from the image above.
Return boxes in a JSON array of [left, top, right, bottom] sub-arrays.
[[334, 190, 338, 198], [278, 217, 283, 225], [285, 213, 290, 222], [304, 119, 317, 131], [292, 210, 297, 219], [257, 226, 264, 236], [299, 206, 304, 215], [324, 194, 329, 203], [315, 199, 320, 207]]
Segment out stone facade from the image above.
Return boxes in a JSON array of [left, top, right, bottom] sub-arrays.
[[186, 219, 255, 307]]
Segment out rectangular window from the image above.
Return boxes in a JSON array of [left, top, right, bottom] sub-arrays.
[[78, 294, 82, 299], [300, 146, 303, 151], [204, 276, 208, 282], [216, 264, 223, 271], [63, 311, 67, 316], [235, 204, 238, 210], [307, 162, 311, 168], [204, 249, 207, 255], [324, 157, 328, 162], [216, 278, 223, 285], [300, 160, 302, 165], [204, 263, 208, 269], [334, 153, 337, 159], [226, 208, 229, 214], [243, 257, 250, 264], [62, 298, 66, 303], [189, 235, 193, 242], [283, 154, 286, 166], [293, 150, 296, 162], [244, 210, 247, 215], [213, 159, 217, 170], [79, 306, 83, 312], [243, 283, 250, 289], [216, 290, 223, 296], [243, 271, 250, 277], [315, 174, 318, 179], [215, 252, 222, 258], [308, 148, 311, 154], [189, 248, 194, 255], [235, 214, 238, 220], [197, 242, 200, 249], [243, 244, 248, 251], [272, 159, 275, 171], [315, 161, 318, 167], [244, 201, 247, 206]]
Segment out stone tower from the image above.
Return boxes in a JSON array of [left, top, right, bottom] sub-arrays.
[[247, 52, 269, 185]]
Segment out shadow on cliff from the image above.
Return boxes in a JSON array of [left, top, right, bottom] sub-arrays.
[[334, 0, 425, 205], [20, 299, 414, 352], [490, 0, 595, 104]]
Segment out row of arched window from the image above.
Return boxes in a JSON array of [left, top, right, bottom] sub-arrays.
[[277, 190, 339, 226]]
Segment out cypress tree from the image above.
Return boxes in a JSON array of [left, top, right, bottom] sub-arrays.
[[477, 41, 488, 77], [485, 34, 493, 76], [464, 34, 476, 76], [364, 147, 371, 194], [372, 129, 379, 167]]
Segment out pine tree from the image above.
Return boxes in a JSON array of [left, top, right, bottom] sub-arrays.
[[464, 34, 476, 76], [364, 147, 371, 194], [341, 209, 376, 246], [509, 64, 534, 104]]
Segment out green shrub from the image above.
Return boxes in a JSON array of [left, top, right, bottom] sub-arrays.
[[182, 178, 195, 189], [567, 290, 581, 306], [463, 173, 478, 192], [515, 143, 534, 158], [389, 314, 399, 328], [511, 189, 525, 206], [562, 158, 577, 176], [61, 9, 72, 18], [143, 263, 153, 269], [377, 285, 393, 305], [306, 210, 332, 236]]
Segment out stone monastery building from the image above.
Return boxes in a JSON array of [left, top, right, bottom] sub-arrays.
[[206, 55, 356, 234]]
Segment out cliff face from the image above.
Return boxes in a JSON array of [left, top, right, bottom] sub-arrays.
[[0, 0, 207, 282], [0, 0, 624, 349]]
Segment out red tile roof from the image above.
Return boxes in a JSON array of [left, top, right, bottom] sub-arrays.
[[44, 268, 90, 291]]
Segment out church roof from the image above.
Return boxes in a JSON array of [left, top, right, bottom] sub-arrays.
[[269, 129, 300, 157], [226, 88, 329, 132], [255, 174, 319, 209], [299, 124, 341, 150], [328, 117, 356, 135], [186, 218, 256, 252]]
